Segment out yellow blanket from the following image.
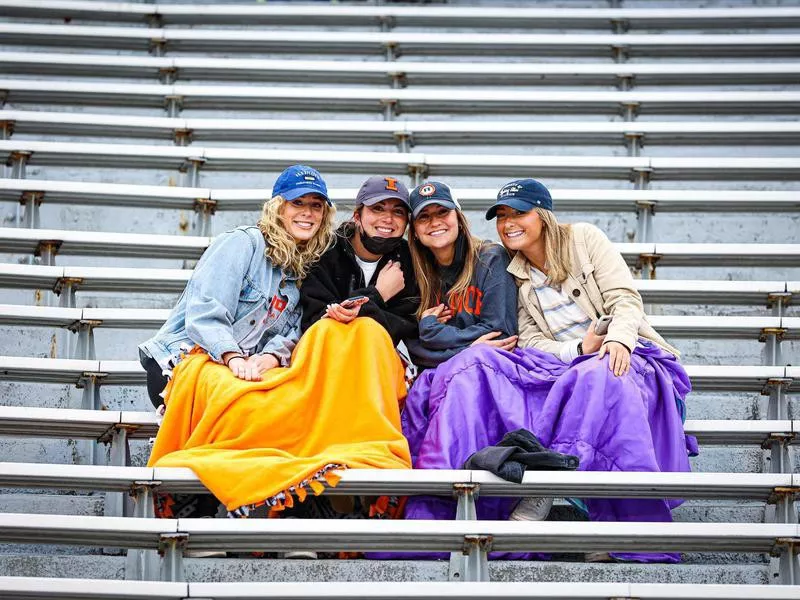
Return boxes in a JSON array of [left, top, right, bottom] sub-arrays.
[[148, 317, 412, 512]]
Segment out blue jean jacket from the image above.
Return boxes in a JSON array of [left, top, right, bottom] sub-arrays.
[[139, 226, 301, 371]]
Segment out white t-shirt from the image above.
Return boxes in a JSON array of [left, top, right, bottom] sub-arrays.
[[355, 255, 380, 286]]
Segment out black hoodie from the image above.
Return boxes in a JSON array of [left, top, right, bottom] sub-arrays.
[[300, 222, 419, 346]]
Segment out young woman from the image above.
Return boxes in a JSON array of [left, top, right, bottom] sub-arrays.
[[143, 166, 411, 524], [407, 178, 695, 563]]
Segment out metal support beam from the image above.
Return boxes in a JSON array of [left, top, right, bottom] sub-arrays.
[[103, 425, 133, 518], [19, 191, 43, 230], [635, 200, 655, 243], [448, 483, 482, 582], [165, 95, 183, 118], [389, 72, 407, 89], [70, 319, 101, 360], [768, 487, 799, 525], [149, 39, 168, 57], [408, 164, 427, 187], [764, 378, 793, 422], [394, 132, 412, 154], [770, 538, 800, 585], [610, 18, 630, 34], [381, 99, 397, 121], [0, 119, 14, 140], [616, 75, 635, 92], [625, 132, 643, 157], [55, 277, 81, 308], [763, 433, 795, 476], [35, 240, 60, 266], [125, 482, 162, 581], [184, 157, 205, 188], [384, 42, 398, 62], [378, 16, 395, 32], [9, 150, 31, 179], [637, 254, 661, 281], [159, 534, 188, 583], [611, 44, 629, 64], [193, 197, 217, 237], [760, 327, 786, 367], [173, 129, 193, 146]]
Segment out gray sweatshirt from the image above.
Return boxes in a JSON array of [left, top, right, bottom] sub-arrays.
[[407, 243, 518, 369]]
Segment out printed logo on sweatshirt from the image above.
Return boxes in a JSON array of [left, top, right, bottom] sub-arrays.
[[267, 294, 288, 321], [448, 285, 483, 316]]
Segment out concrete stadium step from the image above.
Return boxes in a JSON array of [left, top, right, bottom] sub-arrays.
[[3, 52, 798, 86], [2, 24, 799, 58], [0, 555, 776, 586], [5, 110, 799, 147], [3, 80, 798, 114], [3, 179, 798, 213], [4, 2, 800, 29], [2, 141, 799, 180]]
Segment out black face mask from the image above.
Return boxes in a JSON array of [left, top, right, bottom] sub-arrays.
[[358, 225, 403, 256]]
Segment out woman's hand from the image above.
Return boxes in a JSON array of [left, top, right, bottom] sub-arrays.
[[375, 260, 405, 302], [471, 330, 518, 351], [226, 356, 262, 381], [248, 353, 280, 375], [421, 304, 447, 321], [598, 341, 631, 377], [581, 324, 606, 355], [325, 302, 361, 324]]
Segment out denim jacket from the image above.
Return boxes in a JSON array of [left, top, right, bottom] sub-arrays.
[[138, 226, 301, 371]]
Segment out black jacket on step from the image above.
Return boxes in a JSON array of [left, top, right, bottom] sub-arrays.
[[300, 222, 419, 346]]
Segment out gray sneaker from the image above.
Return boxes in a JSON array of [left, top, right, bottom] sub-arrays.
[[509, 497, 553, 521]]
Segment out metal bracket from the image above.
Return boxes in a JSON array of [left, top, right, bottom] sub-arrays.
[[193, 197, 217, 237], [636, 253, 661, 280], [173, 128, 193, 146], [760, 328, 787, 344], [18, 191, 43, 229], [164, 95, 184, 118], [635, 200, 656, 243], [383, 41, 399, 61], [611, 44, 629, 63], [68, 318, 102, 360], [762, 377, 793, 397], [9, 150, 32, 179], [380, 98, 398, 121], [0, 119, 15, 139], [378, 15, 395, 32], [767, 292, 792, 313], [35, 240, 62, 266], [388, 71, 407, 89], [159, 533, 188, 583], [158, 67, 178, 85], [762, 432, 796, 475], [393, 131, 413, 153], [632, 167, 651, 190], [616, 74, 635, 92], [619, 102, 640, 122], [460, 535, 492, 582], [149, 39, 168, 57], [54, 276, 83, 308], [610, 18, 630, 34]]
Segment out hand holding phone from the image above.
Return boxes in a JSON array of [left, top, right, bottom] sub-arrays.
[[594, 315, 613, 336], [339, 295, 369, 310]]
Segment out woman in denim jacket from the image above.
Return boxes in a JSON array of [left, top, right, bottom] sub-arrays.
[[138, 164, 336, 409]]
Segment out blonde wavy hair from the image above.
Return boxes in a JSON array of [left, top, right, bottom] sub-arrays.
[[409, 209, 483, 320], [257, 195, 336, 282], [528, 207, 573, 286]]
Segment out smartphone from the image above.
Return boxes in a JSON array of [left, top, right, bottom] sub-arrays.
[[340, 295, 369, 309], [595, 315, 613, 335]]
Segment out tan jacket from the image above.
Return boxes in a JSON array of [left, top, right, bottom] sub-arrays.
[[508, 222, 680, 358]]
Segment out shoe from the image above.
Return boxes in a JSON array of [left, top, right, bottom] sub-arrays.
[[185, 550, 227, 558], [280, 550, 318, 559], [585, 552, 613, 563], [509, 497, 553, 521]]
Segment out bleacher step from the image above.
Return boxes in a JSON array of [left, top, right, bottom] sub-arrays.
[[0, 555, 772, 585]]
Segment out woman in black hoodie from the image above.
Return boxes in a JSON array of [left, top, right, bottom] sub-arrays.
[[300, 175, 419, 345]]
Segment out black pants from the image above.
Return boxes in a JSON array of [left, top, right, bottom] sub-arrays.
[[140, 350, 169, 409], [140, 350, 220, 518]]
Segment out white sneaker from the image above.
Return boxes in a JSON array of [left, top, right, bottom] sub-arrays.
[[509, 497, 553, 521], [280, 550, 318, 559]]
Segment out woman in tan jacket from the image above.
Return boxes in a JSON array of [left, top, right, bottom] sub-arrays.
[[485, 178, 696, 563]]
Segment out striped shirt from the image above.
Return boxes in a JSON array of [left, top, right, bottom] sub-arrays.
[[529, 266, 591, 363]]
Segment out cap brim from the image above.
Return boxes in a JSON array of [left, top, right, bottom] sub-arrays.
[[360, 192, 411, 209], [282, 187, 332, 206], [412, 199, 457, 218], [485, 198, 534, 220]]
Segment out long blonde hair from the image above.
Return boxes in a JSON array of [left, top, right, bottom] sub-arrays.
[[257, 195, 336, 282], [409, 209, 482, 319], [531, 207, 573, 286]]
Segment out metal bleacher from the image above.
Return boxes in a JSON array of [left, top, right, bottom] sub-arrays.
[[0, 0, 798, 597]]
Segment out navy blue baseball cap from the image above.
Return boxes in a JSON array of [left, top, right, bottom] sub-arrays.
[[356, 175, 411, 210], [409, 181, 461, 218], [272, 164, 331, 206], [485, 178, 553, 220]]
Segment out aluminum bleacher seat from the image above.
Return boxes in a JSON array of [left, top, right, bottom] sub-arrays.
[[1, 179, 797, 214], [2, 24, 799, 57], [1, 579, 799, 600], [4, 110, 800, 147], [3, 80, 798, 114], [4, 52, 800, 87], [3, 2, 800, 29]]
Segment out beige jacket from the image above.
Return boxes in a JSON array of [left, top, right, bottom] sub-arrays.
[[508, 222, 680, 358]]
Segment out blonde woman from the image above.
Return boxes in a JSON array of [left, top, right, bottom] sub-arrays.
[[144, 165, 411, 526]]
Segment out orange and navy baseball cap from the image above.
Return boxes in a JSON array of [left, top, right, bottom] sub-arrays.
[[355, 175, 410, 210], [409, 181, 461, 218]]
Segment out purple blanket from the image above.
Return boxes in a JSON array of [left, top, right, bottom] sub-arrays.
[[393, 342, 696, 563]]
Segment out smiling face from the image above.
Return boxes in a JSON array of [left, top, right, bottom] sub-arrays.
[[413, 203, 459, 253], [280, 193, 326, 242], [495, 205, 544, 253], [354, 198, 409, 239]]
